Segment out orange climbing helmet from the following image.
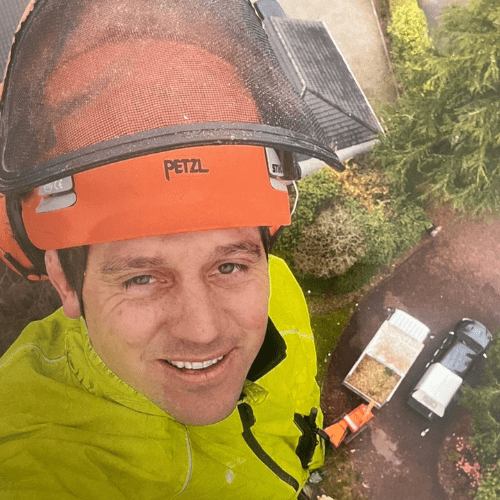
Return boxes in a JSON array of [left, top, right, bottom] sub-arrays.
[[0, 0, 343, 279]]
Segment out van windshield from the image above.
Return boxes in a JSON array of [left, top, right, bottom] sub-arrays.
[[440, 343, 476, 377]]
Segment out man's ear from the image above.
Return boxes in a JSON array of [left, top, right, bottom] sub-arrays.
[[45, 250, 81, 319]]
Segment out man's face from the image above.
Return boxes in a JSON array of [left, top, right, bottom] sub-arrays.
[[81, 227, 269, 425]]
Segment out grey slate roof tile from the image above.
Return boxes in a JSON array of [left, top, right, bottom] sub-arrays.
[[263, 16, 384, 152]]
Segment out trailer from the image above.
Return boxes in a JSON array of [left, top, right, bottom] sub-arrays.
[[342, 309, 430, 409], [323, 309, 430, 448]]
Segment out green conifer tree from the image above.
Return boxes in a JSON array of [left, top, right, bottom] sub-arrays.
[[377, 0, 500, 213]]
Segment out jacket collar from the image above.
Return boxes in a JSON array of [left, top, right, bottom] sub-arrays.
[[246, 318, 287, 382]]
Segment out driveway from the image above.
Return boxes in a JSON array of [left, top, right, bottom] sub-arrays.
[[419, 0, 469, 30], [321, 206, 500, 500], [277, 0, 399, 106]]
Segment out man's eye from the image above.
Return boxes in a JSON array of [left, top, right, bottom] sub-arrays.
[[123, 275, 156, 289], [218, 263, 247, 275]]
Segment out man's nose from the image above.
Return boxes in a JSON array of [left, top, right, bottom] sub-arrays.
[[168, 279, 224, 344]]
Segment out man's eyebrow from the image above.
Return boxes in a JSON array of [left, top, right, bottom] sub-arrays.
[[212, 241, 263, 259], [98, 240, 263, 275], [99, 257, 166, 275]]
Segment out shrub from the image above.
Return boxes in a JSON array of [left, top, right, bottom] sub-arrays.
[[292, 205, 367, 278], [333, 158, 430, 268], [475, 461, 500, 500], [273, 167, 340, 262], [356, 196, 429, 267], [275, 163, 429, 281], [447, 450, 462, 462], [460, 336, 500, 467], [388, 0, 432, 87]]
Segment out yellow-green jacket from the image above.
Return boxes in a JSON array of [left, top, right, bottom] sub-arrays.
[[0, 256, 324, 499]]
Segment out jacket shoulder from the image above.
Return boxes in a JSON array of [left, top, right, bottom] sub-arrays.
[[0, 308, 78, 379], [268, 255, 311, 335]]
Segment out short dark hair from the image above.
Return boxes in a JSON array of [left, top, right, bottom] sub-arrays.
[[57, 245, 89, 310]]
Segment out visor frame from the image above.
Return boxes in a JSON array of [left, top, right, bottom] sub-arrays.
[[0, 122, 343, 195]]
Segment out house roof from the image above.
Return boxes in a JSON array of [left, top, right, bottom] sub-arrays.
[[254, 0, 288, 20], [262, 16, 384, 154]]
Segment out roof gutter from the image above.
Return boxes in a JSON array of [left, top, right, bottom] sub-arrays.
[[297, 139, 380, 178]]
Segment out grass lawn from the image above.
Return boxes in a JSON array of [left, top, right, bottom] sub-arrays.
[[298, 261, 383, 383], [310, 307, 353, 383]]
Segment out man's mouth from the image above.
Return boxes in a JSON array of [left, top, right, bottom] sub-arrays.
[[165, 356, 224, 370]]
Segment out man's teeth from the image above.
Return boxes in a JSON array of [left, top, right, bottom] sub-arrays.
[[168, 356, 224, 370]]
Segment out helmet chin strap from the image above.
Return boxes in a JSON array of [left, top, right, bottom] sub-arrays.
[[290, 181, 299, 217], [5, 194, 47, 278]]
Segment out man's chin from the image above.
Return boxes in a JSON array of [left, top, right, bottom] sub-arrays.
[[167, 398, 239, 426], [152, 388, 242, 426]]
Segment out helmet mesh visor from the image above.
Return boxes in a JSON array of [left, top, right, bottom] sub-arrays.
[[0, 0, 339, 192]]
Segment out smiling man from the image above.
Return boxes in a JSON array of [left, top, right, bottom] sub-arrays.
[[0, 0, 344, 498], [56, 229, 271, 427]]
